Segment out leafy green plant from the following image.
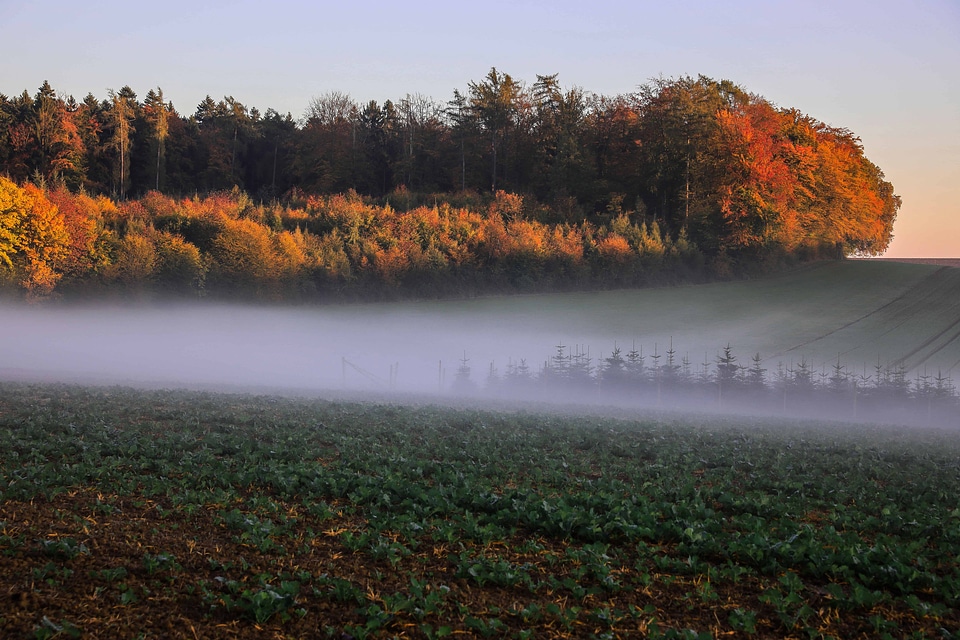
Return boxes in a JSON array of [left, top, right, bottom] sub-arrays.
[[212, 578, 300, 623], [117, 584, 139, 605], [142, 552, 180, 575], [38, 538, 87, 560], [91, 566, 128, 582], [32, 617, 81, 639], [728, 607, 758, 634]]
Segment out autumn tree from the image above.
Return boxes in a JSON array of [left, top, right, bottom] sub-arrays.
[[715, 97, 796, 255], [111, 232, 156, 285], [0, 177, 69, 294], [45, 187, 116, 285], [584, 94, 642, 211], [0, 177, 22, 269], [4, 91, 39, 181], [531, 74, 593, 207], [154, 231, 203, 291], [192, 95, 256, 191], [225, 96, 252, 185], [356, 99, 399, 195], [394, 94, 449, 192], [31, 81, 84, 186], [208, 216, 277, 292], [246, 108, 297, 199], [143, 88, 170, 191], [468, 68, 523, 192], [804, 126, 898, 254], [31, 82, 60, 179], [445, 89, 480, 192], [0, 94, 10, 172], [633, 76, 749, 249], [71, 94, 111, 193], [107, 87, 137, 199], [295, 92, 358, 193]]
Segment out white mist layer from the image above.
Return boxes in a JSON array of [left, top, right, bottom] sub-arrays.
[[0, 303, 533, 392], [1, 265, 956, 398]]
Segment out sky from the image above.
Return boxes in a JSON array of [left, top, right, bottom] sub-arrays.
[[2, 0, 958, 257]]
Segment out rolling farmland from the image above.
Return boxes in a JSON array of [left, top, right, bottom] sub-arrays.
[[1, 260, 958, 637]]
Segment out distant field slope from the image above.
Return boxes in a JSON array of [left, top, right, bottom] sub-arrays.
[[1, 261, 957, 393], [775, 263, 960, 374], [865, 258, 960, 268], [417, 260, 960, 377]]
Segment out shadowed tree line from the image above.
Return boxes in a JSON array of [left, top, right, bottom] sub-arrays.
[[465, 344, 960, 427], [0, 72, 899, 299]]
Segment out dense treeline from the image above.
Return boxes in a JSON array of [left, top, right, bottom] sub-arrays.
[[463, 344, 960, 427], [0, 72, 899, 299], [0, 180, 705, 299]]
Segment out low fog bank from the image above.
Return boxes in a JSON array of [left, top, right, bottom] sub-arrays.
[[0, 301, 552, 393], [0, 300, 733, 394], [1, 300, 956, 430]]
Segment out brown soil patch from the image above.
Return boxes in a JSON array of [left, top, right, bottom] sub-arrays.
[[2, 488, 954, 638]]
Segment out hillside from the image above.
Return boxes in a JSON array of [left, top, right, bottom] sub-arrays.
[[382, 260, 960, 379], [2, 261, 956, 399]]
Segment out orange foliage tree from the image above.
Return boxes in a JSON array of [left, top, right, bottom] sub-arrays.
[[208, 216, 277, 292], [0, 177, 69, 294]]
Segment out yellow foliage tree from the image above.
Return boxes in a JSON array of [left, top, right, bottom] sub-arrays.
[[0, 178, 69, 294], [275, 229, 308, 280], [488, 190, 523, 220], [154, 231, 203, 290], [595, 233, 633, 263], [209, 217, 276, 288], [0, 177, 27, 271], [112, 232, 157, 285], [47, 187, 119, 282]]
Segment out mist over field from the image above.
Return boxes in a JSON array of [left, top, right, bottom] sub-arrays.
[[1, 261, 958, 427], [0, 303, 466, 393], [0, 301, 579, 393], [0, 292, 826, 394]]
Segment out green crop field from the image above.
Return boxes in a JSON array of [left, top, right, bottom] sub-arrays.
[[0, 383, 958, 638]]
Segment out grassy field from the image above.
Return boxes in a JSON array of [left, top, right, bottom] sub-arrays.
[[1, 382, 958, 638]]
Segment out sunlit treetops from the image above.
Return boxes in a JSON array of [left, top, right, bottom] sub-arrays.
[[0, 72, 900, 298]]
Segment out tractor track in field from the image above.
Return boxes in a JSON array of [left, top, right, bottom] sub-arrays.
[[888, 268, 960, 369], [834, 271, 960, 366], [835, 279, 960, 362], [899, 318, 960, 371], [948, 355, 960, 374], [866, 257, 960, 268], [771, 267, 950, 360]]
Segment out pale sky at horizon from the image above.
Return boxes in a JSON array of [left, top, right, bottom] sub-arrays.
[[2, 0, 958, 257]]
